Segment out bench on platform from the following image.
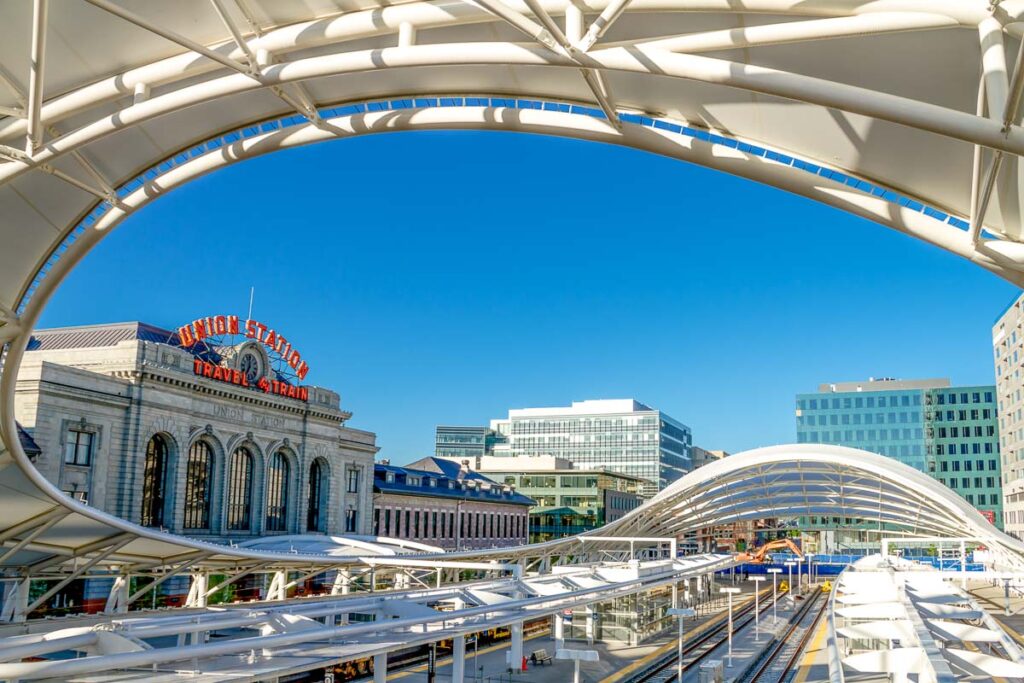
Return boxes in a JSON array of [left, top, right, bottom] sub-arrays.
[[531, 648, 553, 665]]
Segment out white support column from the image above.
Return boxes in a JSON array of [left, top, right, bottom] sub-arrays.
[[374, 652, 387, 683], [186, 572, 208, 608], [553, 611, 565, 651], [265, 570, 287, 602], [961, 540, 967, 590], [585, 604, 595, 645], [510, 620, 524, 672], [452, 635, 466, 683], [1, 578, 30, 623], [104, 574, 129, 614], [331, 569, 350, 595], [398, 21, 417, 47]]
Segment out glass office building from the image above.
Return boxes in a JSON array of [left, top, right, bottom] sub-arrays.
[[490, 399, 691, 497], [434, 425, 506, 463], [796, 378, 1002, 528]]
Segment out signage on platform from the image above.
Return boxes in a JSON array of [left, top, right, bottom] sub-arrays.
[[177, 314, 310, 379]]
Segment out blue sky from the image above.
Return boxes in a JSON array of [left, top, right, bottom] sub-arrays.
[[37, 130, 1021, 461]]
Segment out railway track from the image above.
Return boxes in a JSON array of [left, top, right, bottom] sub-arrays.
[[738, 588, 826, 683], [629, 588, 776, 683]]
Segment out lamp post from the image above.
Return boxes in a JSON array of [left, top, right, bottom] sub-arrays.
[[751, 576, 766, 641], [720, 587, 741, 667], [767, 568, 782, 624], [784, 561, 796, 607], [668, 607, 696, 683]]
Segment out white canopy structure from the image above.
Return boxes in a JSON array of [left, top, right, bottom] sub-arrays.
[[2, 0, 1024, 622]]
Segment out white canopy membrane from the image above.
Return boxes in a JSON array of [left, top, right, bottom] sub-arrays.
[[1, 0, 1023, 600]]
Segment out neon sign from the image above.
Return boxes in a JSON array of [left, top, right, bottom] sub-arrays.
[[177, 314, 310, 380], [191, 359, 309, 402]]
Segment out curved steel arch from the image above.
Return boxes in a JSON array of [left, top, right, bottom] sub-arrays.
[[575, 444, 1024, 567], [0, 0, 1022, 597]]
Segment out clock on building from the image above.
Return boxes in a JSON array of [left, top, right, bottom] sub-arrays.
[[237, 347, 264, 383]]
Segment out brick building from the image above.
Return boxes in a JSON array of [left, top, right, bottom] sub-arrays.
[[373, 457, 533, 550]]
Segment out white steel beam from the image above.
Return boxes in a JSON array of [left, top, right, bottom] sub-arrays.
[[0, 511, 69, 566], [80, 0, 255, 77], [622, 12, 959, 53], [467, 0, 562, 51], [23, 536, 134, 616], [7, 42, 1024, 191], [209, 0, 259, 66], [0, 507, 67, 544], [24, 0, 48, 154], [127, 555, 212, 604], [521, 0, 572, 50], [578, 0, 631, 52], [202, 562, 273, 598]]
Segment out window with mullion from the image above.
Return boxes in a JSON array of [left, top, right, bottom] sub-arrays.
[[64, 429, 93, 466], [226, 447, 254, 531], [184, 441, 214, 530], [265, 452, 290, 532]]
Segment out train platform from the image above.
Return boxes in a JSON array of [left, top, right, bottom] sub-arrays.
[[387, 579, 810, 683], [967, 579, 1024, 646]]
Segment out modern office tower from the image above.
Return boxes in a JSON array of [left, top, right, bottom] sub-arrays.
[[434, 425, 506, 465], [994, 294, 1024, 538], [489, 399, 692, 497], [796, 378, 1003, 528]]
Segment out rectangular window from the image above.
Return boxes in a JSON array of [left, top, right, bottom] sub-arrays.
[[345, 509, 358, 533], [64, 429, 93, 466], [347, 469, 360, 493]]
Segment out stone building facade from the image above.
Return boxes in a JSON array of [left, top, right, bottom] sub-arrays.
[[14, 321, 377, 546], [373, 458, 533, 550]]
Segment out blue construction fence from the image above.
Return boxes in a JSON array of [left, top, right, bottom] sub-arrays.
[[713, 552, 986, 578]]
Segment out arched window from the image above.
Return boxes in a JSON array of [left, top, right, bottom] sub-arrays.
[[140, 434, 169, 527], [265, 451, 290, 532], [307, 460, 327, 532], [226, 447, 254, 531], [183, 441, 213, 530]]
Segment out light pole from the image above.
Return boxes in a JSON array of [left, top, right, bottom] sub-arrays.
[[751, 576, 766, 641], [720, 587, 740, 667], [767, 568, 781, 624], [784, 561, 796, 607], [668, 607, 696, 683]]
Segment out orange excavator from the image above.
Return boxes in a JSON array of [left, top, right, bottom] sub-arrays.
[[734, 538, 804, 564]]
